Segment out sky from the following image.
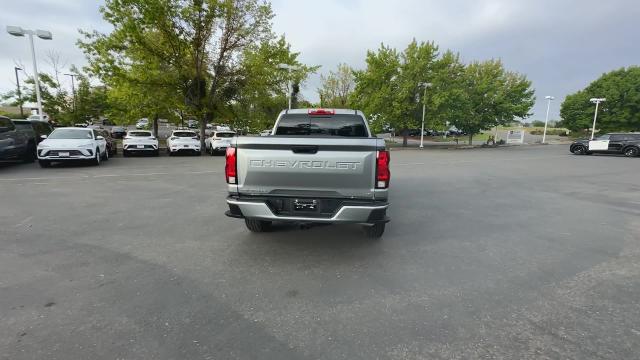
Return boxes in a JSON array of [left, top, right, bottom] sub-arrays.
[[1, 0, 639, 121]]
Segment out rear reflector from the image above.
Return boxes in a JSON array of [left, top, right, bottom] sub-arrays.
[[225, 147, 237, 184], [308, 108, 335, 116], [376, 150, 390, 189]]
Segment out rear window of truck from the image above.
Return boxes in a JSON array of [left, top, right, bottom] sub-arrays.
[[275, 114, 368, 137]]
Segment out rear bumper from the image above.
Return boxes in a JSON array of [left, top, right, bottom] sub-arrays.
[[225, 196, 389, 224]]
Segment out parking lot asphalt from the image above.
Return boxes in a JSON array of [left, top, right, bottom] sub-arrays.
[[1, 145, 639, 359]]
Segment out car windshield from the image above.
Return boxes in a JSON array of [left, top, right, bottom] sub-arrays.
[[215, 132, 235, 138], [174, 131, 196, 137], [274, 114, 368, 137], [48, 129, 93, 139], [129, 131, 152, 137]]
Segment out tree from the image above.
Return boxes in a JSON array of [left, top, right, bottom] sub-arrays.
[[451, 60, 535, 144], [318, 63, 355, 108], [351, 40, 443, 145], [227, 36, 317, 132], [80, 0, 276, 149], [560, 67, 640, 133]]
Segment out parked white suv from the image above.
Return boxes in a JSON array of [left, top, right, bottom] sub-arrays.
[[135, 118, 149, 129], [37, 127, 108, 167], [166, 130, 201, 156], [205, 130, 235, 155], [123, 130, 159, 157]]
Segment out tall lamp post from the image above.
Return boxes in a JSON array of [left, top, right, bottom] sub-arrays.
[[277, 64, 299, 110], [14, 67, 24, 118], [418, 82, 432, 149], [64, 73, 77, 113], [6, 26, 53, 121], [589, 98, 606, 140], [542, 95, 554, 144]]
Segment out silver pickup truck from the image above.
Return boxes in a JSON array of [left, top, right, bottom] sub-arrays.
[[224, 109, 390, 238]]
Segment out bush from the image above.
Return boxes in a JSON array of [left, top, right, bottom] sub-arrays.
[[530, 129, 567, 136]]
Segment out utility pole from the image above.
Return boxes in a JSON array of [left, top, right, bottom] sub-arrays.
[[14, 67, 24, 117], [418, 82, 432, 149], [542, 95, 554, 143], [64, 73, 77, 113], [589, 98, 606, 140], [7, 26, 53, 120]]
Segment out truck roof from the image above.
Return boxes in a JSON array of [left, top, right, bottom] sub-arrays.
[[279, 108, 362, 116]]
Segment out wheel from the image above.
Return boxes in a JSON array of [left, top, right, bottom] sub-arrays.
[[123, 150, 129, 157], [245, 219, 271, 233], [23, 143, 36, 163], [154, 149, 159, 157], [623, 146, 639, 157], [209, 145, 214, 156], [571, 145, 586, 155], [169, 151, 174, 157], [92, 148, 101, 166], [363, 223, 385, 239], [38, 160, 51, 168], [103, 148, 109, 161]]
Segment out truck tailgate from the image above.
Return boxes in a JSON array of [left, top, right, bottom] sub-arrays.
[[233, 137, 382, 199]]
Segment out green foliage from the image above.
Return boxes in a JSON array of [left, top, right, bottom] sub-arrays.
[[452, 60, 535, 144], [531, 120, 546, 127], [351, 41, 535, 144], [228, 36, 317, 132], [318, 63, 355, 108], [560, 67, 640, 132]]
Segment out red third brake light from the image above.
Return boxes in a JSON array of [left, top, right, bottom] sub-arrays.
[[225, 147, 237, 184], [376, 150, 390, 189], [308, 108, 335, 116]]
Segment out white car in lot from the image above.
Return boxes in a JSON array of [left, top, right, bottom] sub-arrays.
[[205, 130, 235, 155], [123, 130, 159, 157], [135, 118, 149, 129], [166, 130, 201, 156], [37, 127, 108, 167]]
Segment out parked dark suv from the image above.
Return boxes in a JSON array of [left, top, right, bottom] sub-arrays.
[[570, 133, 640, 157], [0, 116, 36, 162], [12, 119, 54, 145]]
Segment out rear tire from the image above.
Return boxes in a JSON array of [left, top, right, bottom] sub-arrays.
[[245, 219, 271, 233], [623, 146, 639, 157], [23, 143, 36, 163], [38, 160, 51, 168], [363, 223, 385, 239]]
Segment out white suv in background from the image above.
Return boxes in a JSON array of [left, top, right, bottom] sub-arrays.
[[166, 130, 201, 156], [205, 130, 235, 155], [123, 130, 159, 157], [37, 127, 108, 167]]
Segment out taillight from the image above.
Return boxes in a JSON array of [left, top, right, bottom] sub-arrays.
[[376, 150, 390, 188], [308, 108, 335, 116], [225, 147, 237, 184]]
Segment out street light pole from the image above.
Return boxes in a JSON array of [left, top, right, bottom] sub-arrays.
[[14, 67, 24, 118], [589, 98, 606, 140], [64, 73, 77, 113], [418, 82, 432, 149], [277, 64, 299, 110], [542, 95, 554, 144], [6, 26, 53, 121]]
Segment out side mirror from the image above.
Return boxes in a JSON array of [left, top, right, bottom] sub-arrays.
[[40, 134, 48, 139], [96, 135, 105, 140]]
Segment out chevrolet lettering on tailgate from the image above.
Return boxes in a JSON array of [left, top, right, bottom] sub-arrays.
[[249, 159, 360, 170]]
